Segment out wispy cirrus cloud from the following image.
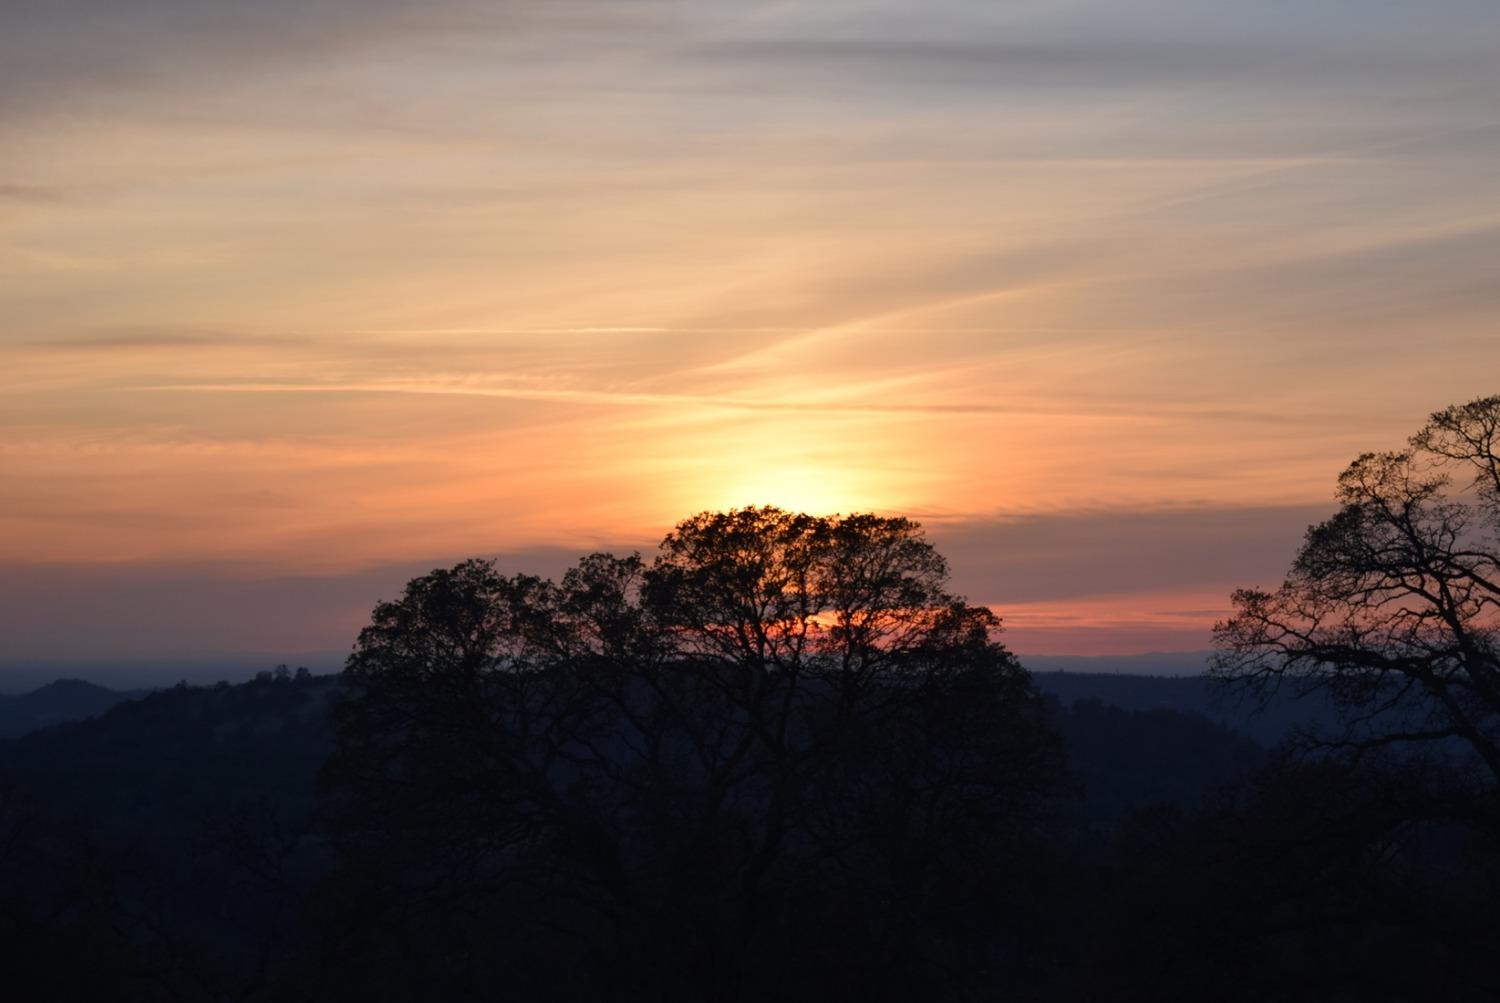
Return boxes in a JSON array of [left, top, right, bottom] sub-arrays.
[[129, 377, 1353, 427]]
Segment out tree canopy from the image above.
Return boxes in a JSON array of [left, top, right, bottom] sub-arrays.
[[319, 507, 1065, 1001]]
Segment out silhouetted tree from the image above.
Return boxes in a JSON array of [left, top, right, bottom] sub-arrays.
[[1214, 395, 1500, 803], [316, 507, 1066, 1001]]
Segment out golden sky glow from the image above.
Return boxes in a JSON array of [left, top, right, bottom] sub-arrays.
[[3, 0, 1500, 668]]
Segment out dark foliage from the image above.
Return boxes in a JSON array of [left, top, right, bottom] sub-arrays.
[[1053, 698, 1265, 826], [1077, 754, 1500, 1002]]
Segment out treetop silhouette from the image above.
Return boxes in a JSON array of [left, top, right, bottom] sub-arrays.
[[321, 506, 1064, 1001]]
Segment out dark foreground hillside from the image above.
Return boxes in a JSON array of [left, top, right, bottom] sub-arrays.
[[0, 670, 1268, 840], [2, 667, 1494, 1002]]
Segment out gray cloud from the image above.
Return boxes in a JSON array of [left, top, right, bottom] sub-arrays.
[[692, 36, 1481, 92], [929, 503, 1329, 605], [17, 326, 323, 353], [0, 184, 64, 203], [1119, 218, 1500, 337], [0, 0, 673, 123], [8, 0, 1498, 125], [0, 544, 618, 670], [676, 0, 1500, 106], [0, 503, 1329, 676]]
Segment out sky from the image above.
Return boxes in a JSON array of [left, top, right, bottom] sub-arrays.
[[3, 0, 1500, 678]]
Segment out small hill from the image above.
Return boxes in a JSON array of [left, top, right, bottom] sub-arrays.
[[0, 678, 144, 739], [3, 673, 341, 823]]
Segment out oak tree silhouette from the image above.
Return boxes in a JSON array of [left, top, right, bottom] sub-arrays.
[[1214, 394, 1500, 804], [316, 507, 1065, 1001]]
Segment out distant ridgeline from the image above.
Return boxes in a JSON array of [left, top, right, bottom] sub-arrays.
[[0, 678, 145, 739], [1031, 670, 1345, 747]]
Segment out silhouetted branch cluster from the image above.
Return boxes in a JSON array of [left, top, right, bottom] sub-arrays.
[[1214, 395, 1500, 798]]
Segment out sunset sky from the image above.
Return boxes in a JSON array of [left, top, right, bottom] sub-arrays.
[[4, 0, 1500, 676]]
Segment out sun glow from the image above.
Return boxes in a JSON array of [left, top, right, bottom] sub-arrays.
[[706, 465, 879, 516]]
